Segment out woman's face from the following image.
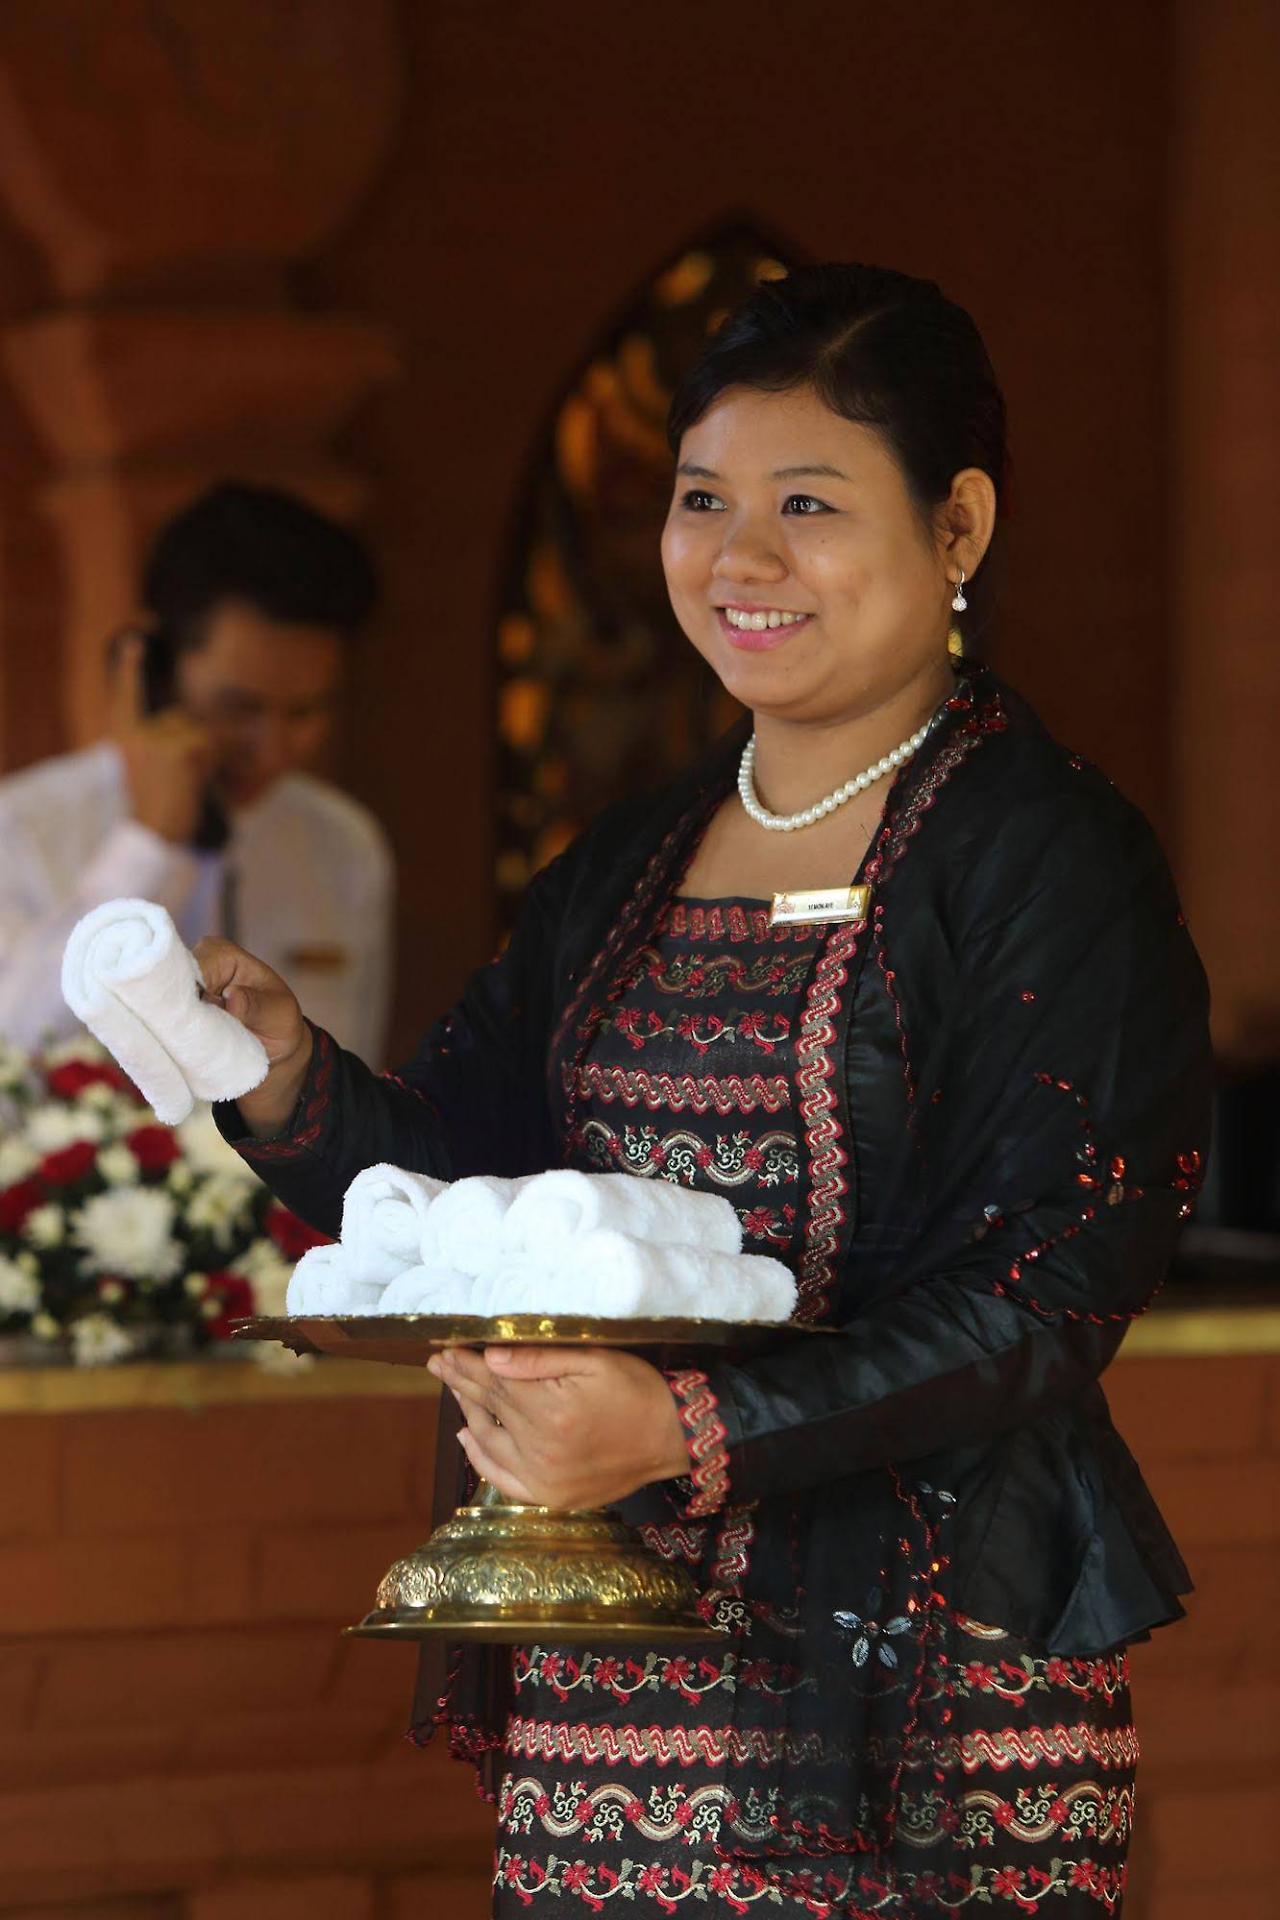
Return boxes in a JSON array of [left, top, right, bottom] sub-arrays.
[[662, 384, 957, 726]]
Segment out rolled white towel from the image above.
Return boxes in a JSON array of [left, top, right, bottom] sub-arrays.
[[560, 1230, 797, 1322], [503, 1169, 742, 1259], [341, 1163, 445, 1285], [286, 1243, 386, 1315], [426, 1175, 524, 1276], [472, 1254, 590, 1317], [377, 1265, 478, 1314], [61, 898, 268, 1126]]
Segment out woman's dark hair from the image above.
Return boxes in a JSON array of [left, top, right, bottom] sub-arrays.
[[142, 482, 378, 647], [667, 263, 1007, 632]]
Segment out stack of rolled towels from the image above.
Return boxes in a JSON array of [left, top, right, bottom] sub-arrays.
[[288, 1166, 797, 1323]]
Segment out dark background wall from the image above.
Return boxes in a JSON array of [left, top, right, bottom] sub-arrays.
[[304, 0, 1174, 1055]]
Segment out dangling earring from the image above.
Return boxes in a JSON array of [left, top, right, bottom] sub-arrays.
[[950, 569, 968, 612]]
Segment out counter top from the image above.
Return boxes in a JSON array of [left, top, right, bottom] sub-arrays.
[[2, 1295, 1277, 1413]]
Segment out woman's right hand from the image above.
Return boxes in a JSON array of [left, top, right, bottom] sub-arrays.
[[192, 936, 313, 1138]]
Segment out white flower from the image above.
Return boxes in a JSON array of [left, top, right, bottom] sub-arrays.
[[0, 1135, 39, 1186], [31, 1310, 60, 1340], [97, 1143, 140, 1187], [183, 1173, 254, 1249], [73, 1188, 182, 1281], [184, 1272, 210, 1297], [40, 1033, 109, 1068], [0, 1040, 33, 1089], [23, 1204, 65, 1249], [80, 1084, 133, 1120], [175, 1106, 259, 1183], [167, 1163, 196, 1196], [230, 1236, 293, 1315], [0, 1255, 40, 1314], [25, 1104, 106, 1153], [70, 1312, 135, 1367]]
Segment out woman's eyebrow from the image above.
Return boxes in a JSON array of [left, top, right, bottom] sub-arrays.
[[772, 463, 850, 481], [675, 461, 851, 482]]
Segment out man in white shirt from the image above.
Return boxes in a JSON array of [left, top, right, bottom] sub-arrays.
[[0, 484, 394, 1066]]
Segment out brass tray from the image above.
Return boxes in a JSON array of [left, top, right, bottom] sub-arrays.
[[234, 1311, 812, 1368]]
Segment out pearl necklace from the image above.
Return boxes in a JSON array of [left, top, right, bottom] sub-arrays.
[[738, 715, 937, 833]]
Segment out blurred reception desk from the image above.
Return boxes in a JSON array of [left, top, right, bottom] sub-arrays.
[[0, 1300, 1277, 1920]]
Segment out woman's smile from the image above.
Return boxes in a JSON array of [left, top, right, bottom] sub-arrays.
[[716, 604, 815, 651]]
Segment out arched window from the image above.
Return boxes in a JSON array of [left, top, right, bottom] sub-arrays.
[[494, 222, 798, 921]]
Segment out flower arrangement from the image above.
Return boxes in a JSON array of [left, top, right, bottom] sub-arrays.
[[0, 1033, 326, 1366]]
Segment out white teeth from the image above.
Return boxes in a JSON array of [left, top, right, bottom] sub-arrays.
[[723, 607, 807, 631]]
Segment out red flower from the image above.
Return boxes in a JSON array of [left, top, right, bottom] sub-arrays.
[[38, 1140, 98, 1186], [266, 1204, 332, 1260], [45, 1060, 130, 1100], [992, 1799, 1016, 1827], [0, 1176, 45, 1232], [125, 1125, 181, 1172], [624, 1798, 644, 1823], [202, 1272, 256, 1340]]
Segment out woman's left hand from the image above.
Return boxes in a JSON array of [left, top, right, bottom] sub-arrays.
[[427, 1345, 691, 1507]]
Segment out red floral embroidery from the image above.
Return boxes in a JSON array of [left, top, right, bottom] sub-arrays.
[[665, 1368, 729, 1517], [793, 921, 859, 1325], [239, 1023, 336, 1162]]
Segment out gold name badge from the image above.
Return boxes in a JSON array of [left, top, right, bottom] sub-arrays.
[[769, 883, 873, 927]]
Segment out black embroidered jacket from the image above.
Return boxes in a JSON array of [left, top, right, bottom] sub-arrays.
[[217, 666, 1211, 1858]]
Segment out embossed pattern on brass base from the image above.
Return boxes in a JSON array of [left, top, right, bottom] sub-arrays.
[[348, 1481, 722, 1644]]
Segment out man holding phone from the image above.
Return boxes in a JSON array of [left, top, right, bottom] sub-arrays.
[[0, 483, 393, 1066]]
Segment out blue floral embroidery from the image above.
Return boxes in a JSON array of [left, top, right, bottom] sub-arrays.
[[833, 1586, 912, 1669]]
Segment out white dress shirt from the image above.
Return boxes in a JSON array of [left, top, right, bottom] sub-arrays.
[[0, 743, 393, 1066]]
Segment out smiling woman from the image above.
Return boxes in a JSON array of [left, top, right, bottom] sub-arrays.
[[208, 263, 1210, 1918]]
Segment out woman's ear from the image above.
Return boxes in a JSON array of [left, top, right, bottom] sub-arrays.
[[935, 467, 998, 581]]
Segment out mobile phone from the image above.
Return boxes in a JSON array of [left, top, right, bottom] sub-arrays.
[[139, 626, 231, 854]]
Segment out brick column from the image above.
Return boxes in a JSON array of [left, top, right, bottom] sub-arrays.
[[0, 1, 402, 755]]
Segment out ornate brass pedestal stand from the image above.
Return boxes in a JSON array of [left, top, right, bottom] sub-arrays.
[[238, 1312, 800, 1644]]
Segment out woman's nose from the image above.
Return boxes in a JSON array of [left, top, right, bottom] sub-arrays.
[[710, 516, 788, 584]]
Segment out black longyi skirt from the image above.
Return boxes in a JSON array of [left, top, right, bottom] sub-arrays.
[[491, 1617, 1136, 1918]]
